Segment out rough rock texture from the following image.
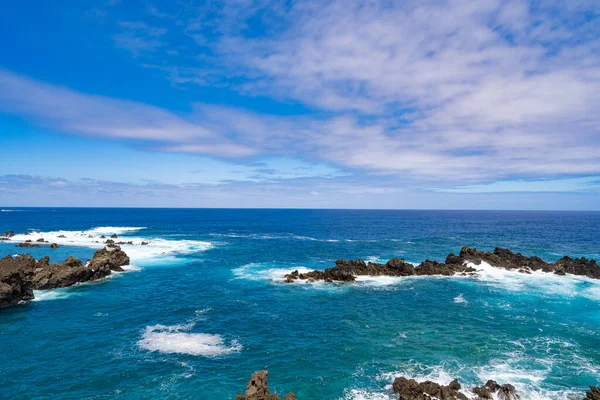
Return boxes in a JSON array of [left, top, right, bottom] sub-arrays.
[[392, 377, 468, 400], [0, 247, 131, 306], [50, 243, 60, 248], [87, 246, 130, 272], [472, 380, 519, 399], [111, 234, 118, 239], [32, 256, 112, 290], [4, 231, 15, 238], [17, 242, 40, 248], [285, 246, 600, 283], [587, 386, 600, 400], [235, 371, 296, 400], [393, 377, 519, 400], [0, 254, 36, 307]]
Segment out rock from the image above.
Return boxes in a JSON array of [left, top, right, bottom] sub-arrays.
[[23, 231, 30, 236], [58, 234, 66, 238], [87, 246, 130, 272], [472, 380, 520, 399], [36, 238, 45, 243], [392, 377, 468, 399], [32, 256, 111, 290], [4, 231, 15, 238], [392, 377, 520, 400], [100, 235, 106, 239], [17, 242, 40, 248], [111, 234, 118, 239], [284, 246, 600, 283], [141, 241, 149, 245], [0, 254, 36, 307], [50, 243, 60, 249], [235, 371, 295, 400], [587, 386, 600, 400]]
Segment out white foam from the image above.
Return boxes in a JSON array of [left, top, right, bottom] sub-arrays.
[[232, 263, 314, 282], [453, 294, 468, 304], [343, 389, 392, 400], [32, 289, 79, 302], [8, 227, 213, 266], [468, 261, 600, 301], [1, 209, 21, 212], [138, 310, 242, 357]]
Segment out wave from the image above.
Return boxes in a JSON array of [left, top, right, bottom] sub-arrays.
[[32, 289, 80, 302], [138, 310, 242, 357], [8, 227, 214, 265], [453, 294, 468, 304], [1, 209, 21, 212]]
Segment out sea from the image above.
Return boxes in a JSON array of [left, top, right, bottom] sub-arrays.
[[0, 208, 599, 399]]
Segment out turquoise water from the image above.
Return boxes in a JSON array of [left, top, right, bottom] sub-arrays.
[[0, 209, 599, 399]]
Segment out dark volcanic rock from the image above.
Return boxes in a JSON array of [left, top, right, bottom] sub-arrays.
[[17, 242, 40, 248], [111, 234, 118, 239], [32, 256, 111, 290], [4, 231, 15, 238], [50, 243, 60, 249], [235, 371, 296, 400], [392, 377, 468, 400], [587, 386, 600, 400], [36, 238, 46, 243], [393, 377, 520, 400], [87, 246, 130, 272], [0, 254, 36, 307], [472, 380, 519, 399], [284, 246, 600, 283]]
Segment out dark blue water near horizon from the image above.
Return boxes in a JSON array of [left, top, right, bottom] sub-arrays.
[[1, 208, 599, 399]]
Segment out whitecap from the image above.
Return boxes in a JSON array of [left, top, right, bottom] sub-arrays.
[[32, 289, 79, 302], [453, 294, 468, 304], [138, 310, 241, 357], [8, 226, 214, 266]]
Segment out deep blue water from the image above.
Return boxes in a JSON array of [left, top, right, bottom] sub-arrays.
[[1, 208, 599, 399]]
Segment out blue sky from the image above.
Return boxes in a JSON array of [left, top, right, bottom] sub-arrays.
[[1, 0, 599, 209]]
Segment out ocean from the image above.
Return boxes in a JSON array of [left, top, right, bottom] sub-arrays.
[[1, 208, 599, 399]]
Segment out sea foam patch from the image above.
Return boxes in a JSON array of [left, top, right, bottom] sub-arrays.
[[138, 310, 242, 357], [8, 227, 213, 265]]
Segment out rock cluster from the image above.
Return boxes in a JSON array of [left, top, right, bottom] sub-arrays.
[[284, 246, 600, 283], [587, 386, 600, 400], [235, 371, 296, 400], [0, 246, 130, 307], [392, 377, 520, 400]]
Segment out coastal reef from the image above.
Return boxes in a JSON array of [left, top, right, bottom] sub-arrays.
[[0, 246, 130, 307], [284, 246, 600, 283], [235, 371, 296, 400], [234, 372, 600, 399]]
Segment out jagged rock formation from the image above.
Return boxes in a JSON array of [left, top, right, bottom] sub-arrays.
[[4, 231, 15, 238], [284, 246, 600, 283], [235, 371, 296, 400], [587, 386, 600, 400], [392, 377, 519, 400], [0, 246, 130, 307], [0, 254, 36, 307], [87, 246, 130, 272]]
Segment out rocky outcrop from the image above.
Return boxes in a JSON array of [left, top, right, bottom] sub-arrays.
[[87, 246, 130, 272], [472, 380, 519, 399], [0, 254, 36, 307], [17, 242, 40, 248], [32, 255, 112, 290], [4, 231, 15, 238], [392, 377, 519, 399], [235, 371, 296, 400], [284, 246, 600, 283], [587, 386, 600, 400], [50, 243, 59, 248], [0, 247, 130, 307]]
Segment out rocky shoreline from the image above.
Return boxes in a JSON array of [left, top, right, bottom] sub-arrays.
[[284, 246, 600, 283], [234, 371, 600, 400], [0, 246, 130, 308]]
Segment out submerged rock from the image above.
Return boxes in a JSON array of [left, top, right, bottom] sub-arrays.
[[50, 243, 60, 248], [284, 246, 600, 283], [472, 380, 519, 399], [0, 254, 36, 307], [235, 371, 296, 400]]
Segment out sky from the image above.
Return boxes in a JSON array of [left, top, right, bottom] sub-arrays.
[[0, 0, 599, 209]]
